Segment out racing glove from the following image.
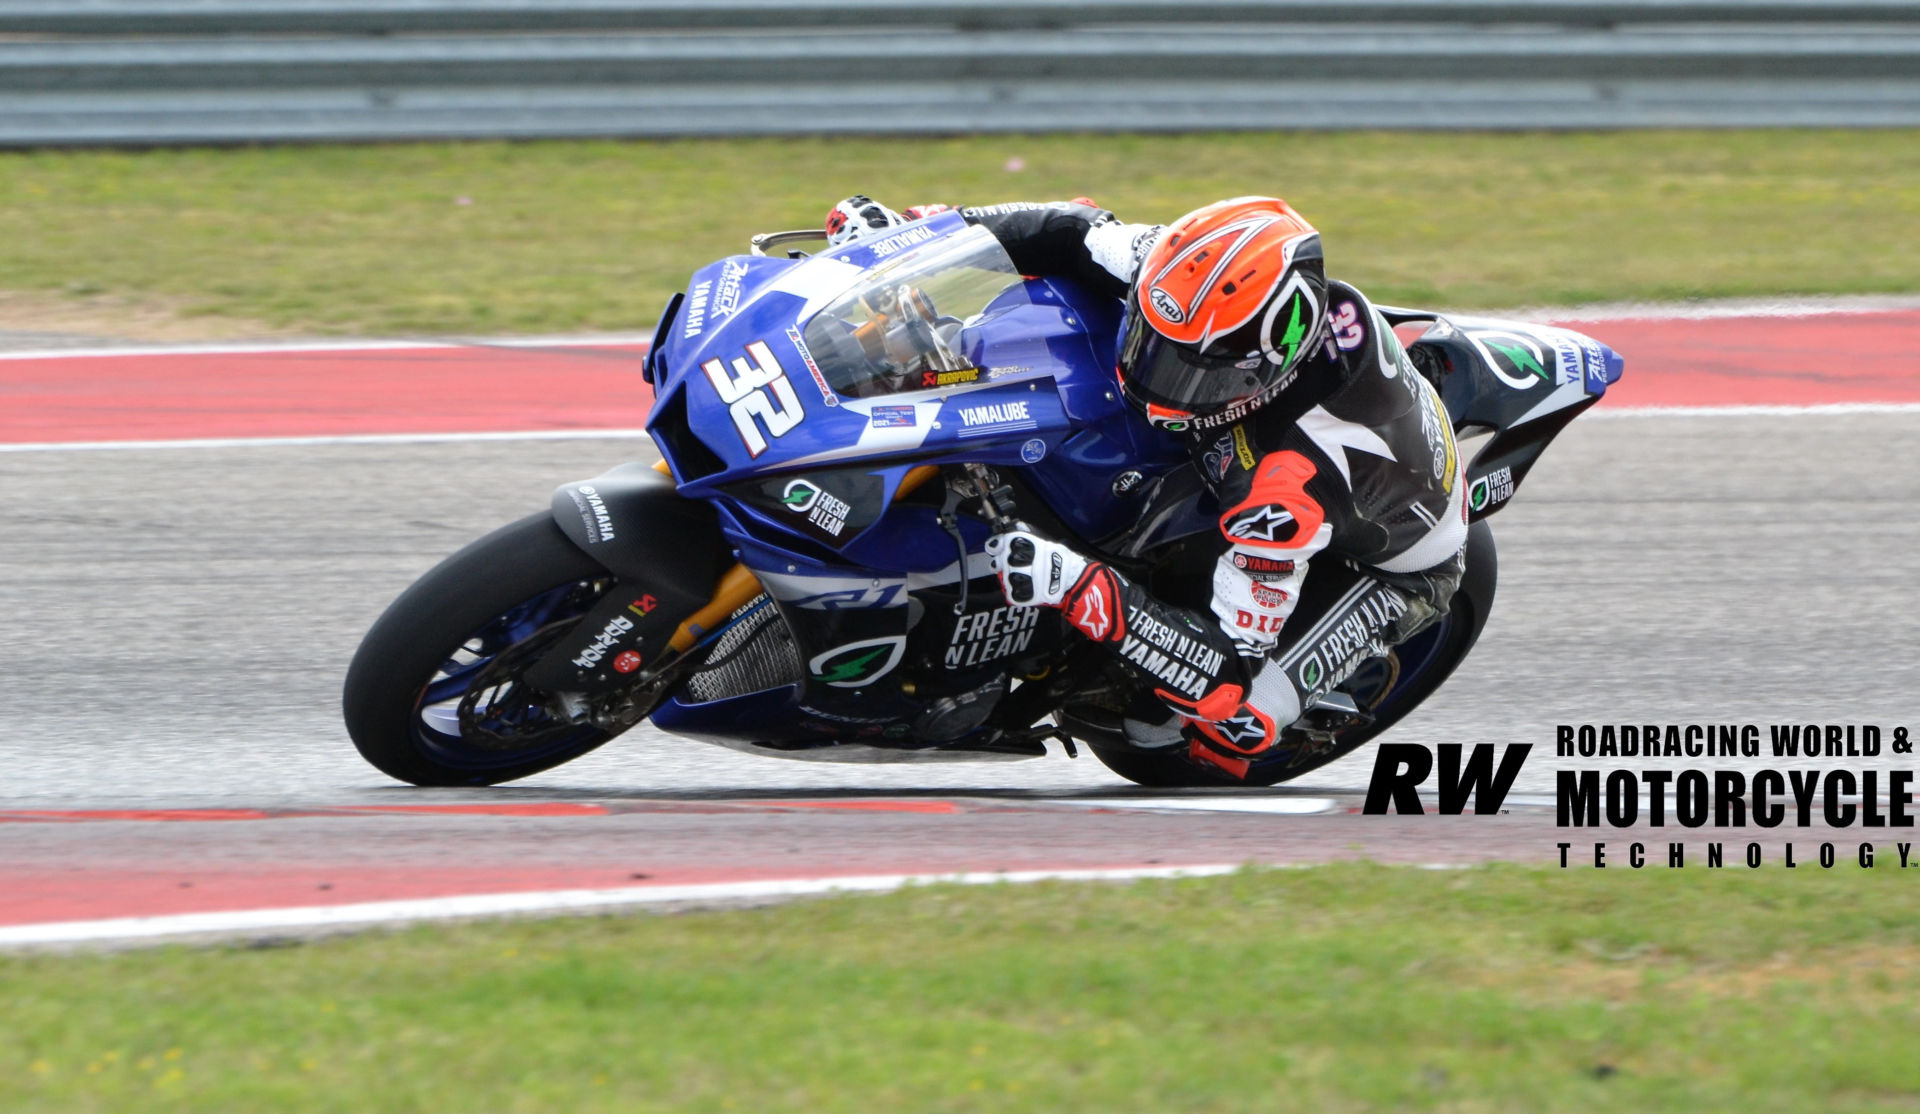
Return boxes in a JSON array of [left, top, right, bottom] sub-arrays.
[[982, 525, 1124, 644], [985, 525, 1267, 765]]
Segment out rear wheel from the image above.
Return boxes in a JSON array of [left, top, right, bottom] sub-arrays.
[[343, 513, 628, 786], [1085, 520, 1497, 788]]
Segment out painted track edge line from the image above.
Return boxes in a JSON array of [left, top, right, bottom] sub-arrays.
[[0, 865, 1245, 949], [1590, 402, 1920, 419]]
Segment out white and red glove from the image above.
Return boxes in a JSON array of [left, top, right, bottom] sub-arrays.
[[823, 195, 905, 248], [983, 525, 1125, 642]]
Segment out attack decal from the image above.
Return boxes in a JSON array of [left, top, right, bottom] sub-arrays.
[[710, 258, 750, 321], [612, 650, 643, 674], [1468, 466, 1515, 514], [869, 405, 917, 428], [702, 340, 804, 457], [1111, 470, 1145, 496], [944, 604, 1042, 668], [1065, 566, 1123, 643], [785, 327, 839, 407], [808, 636, 907, 688], [1020, 438, 1048, 464]]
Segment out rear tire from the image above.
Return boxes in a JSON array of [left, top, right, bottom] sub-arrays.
[[343, 513, 619, 787], [1086, 519, 1498, 788]]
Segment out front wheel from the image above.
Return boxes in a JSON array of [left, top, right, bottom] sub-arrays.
[[343, 512, 627, 787]]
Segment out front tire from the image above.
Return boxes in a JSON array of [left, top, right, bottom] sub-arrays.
[[343, 512, 619, 787]]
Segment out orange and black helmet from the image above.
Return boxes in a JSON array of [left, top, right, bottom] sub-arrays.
[[1117, 197, 1327, 430]]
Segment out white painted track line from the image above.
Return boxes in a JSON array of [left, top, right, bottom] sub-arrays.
[[0, 333, 655, 361], [0, 865, 1243, 950], [0, 428, 655, 453], [1066, 797, 1340, 815]]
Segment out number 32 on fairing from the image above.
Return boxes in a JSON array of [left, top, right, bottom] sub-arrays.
[[702, 341, 803, 457]]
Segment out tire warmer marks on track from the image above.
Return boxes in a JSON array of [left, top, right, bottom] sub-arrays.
[[0, 309, 1916, 446]]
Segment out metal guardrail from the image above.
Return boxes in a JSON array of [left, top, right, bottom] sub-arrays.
[[0, 1, 1915, 145]]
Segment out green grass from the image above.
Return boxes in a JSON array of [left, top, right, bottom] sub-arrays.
[[6, 864, 1920, 1112], [0, 130, 1916, 336]]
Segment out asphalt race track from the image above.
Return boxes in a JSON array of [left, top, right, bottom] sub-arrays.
[[3, 305, 1918, 944]]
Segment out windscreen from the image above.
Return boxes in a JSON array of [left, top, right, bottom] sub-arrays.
[[800, 225, 1023, 398]]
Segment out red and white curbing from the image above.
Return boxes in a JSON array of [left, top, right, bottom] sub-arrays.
[[0, 864, 1243, 950]]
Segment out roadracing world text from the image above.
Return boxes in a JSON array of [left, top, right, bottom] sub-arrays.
[[1553, 722, 1917, 869]]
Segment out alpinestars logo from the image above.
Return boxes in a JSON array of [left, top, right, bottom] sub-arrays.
[[1209, 710, 1276, 753], [1225, 505, 1298, 544], [1067, 567, 1122, 642]]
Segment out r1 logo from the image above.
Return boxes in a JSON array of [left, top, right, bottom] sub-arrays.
[[702, 340, 803, 457]]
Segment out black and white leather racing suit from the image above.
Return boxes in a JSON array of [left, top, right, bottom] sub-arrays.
[[964, 201, 1468, 777]]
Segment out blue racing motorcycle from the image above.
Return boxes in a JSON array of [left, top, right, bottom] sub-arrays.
[[343, 211, 1621, 787]]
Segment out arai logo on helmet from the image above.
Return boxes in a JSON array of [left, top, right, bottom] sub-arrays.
[[1149, 288, 1186, 324]]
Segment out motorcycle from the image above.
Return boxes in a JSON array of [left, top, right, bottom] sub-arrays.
[[343, 211, 1623, 788]]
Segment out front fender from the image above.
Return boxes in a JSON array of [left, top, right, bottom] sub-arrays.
[[551, 463, 731, 588], [525, 464, 733, 693]]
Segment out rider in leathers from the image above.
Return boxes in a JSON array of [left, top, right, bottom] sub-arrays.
[[827, 195, 1468, 779]]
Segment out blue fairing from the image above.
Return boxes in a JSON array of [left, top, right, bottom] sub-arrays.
[[643, 216, 1192, 745]]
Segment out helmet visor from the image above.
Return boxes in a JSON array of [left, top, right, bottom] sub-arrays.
[[1118, 298, 1287, 416]]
